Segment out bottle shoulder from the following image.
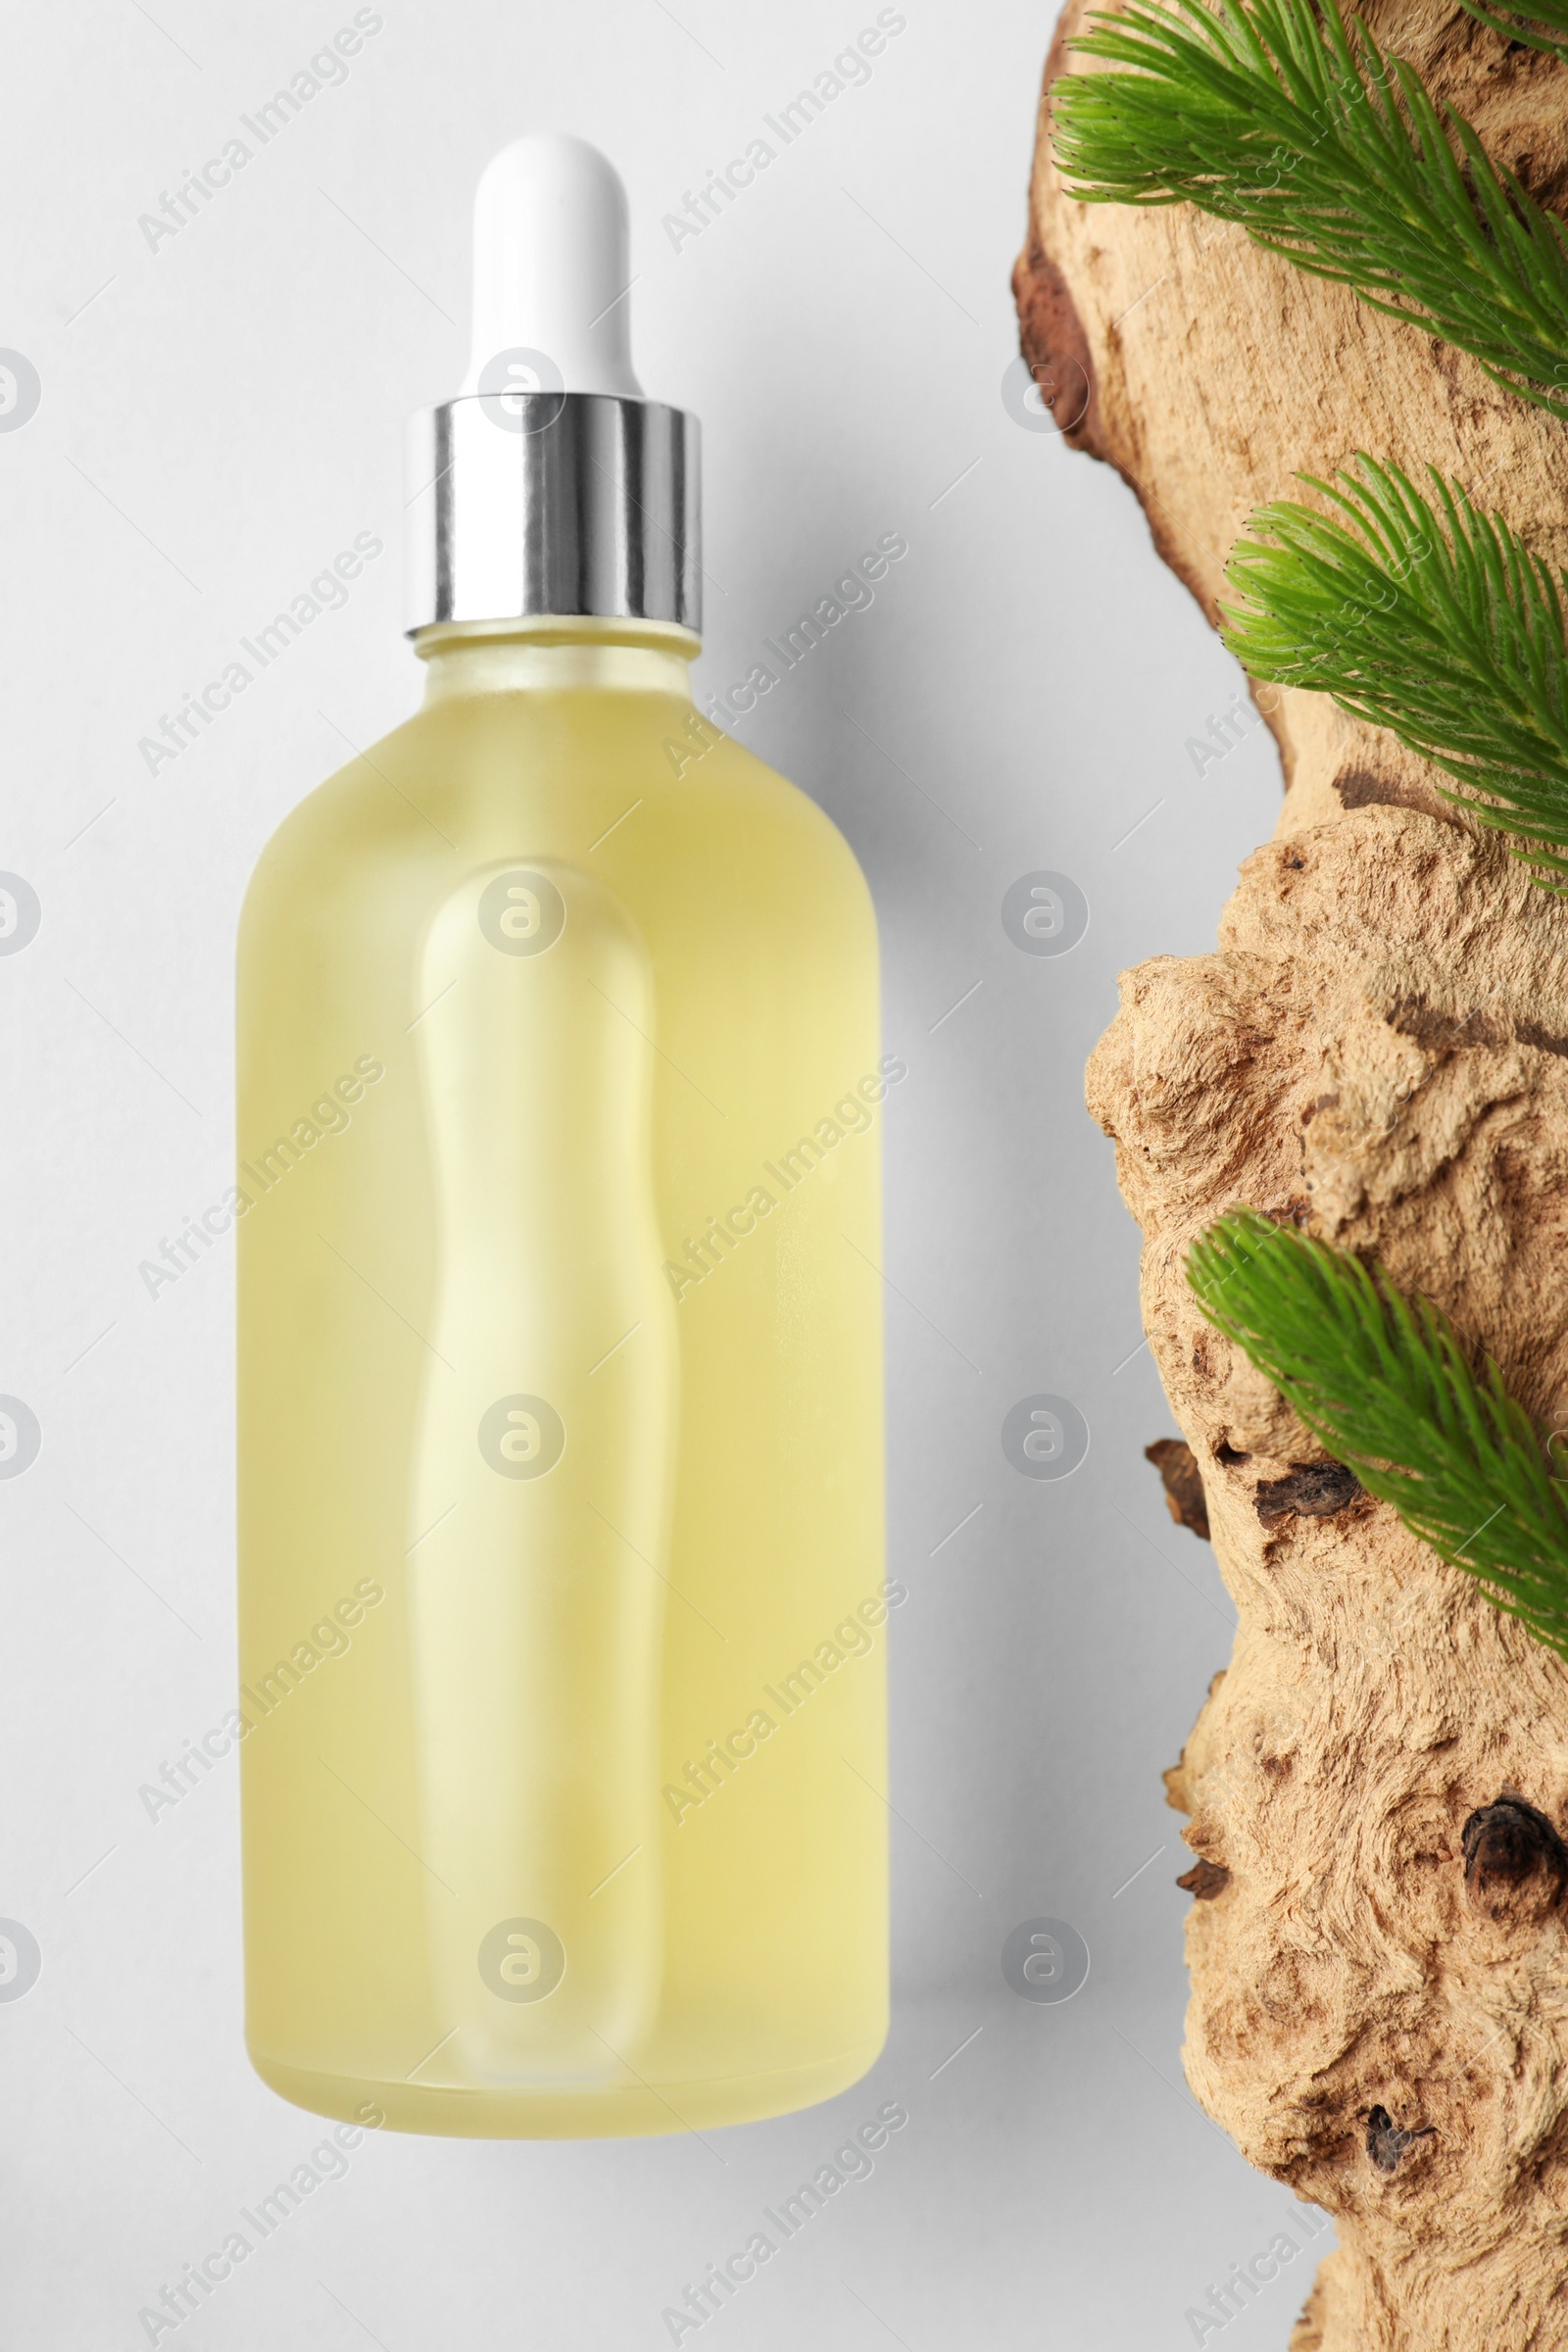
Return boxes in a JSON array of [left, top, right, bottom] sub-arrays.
[[240, 691, 875, 943]]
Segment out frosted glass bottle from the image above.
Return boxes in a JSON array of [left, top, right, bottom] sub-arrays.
[[235, 617, 894, 2134]]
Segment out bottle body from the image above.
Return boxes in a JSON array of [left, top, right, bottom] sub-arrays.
[[235, 627, 891, 2135]]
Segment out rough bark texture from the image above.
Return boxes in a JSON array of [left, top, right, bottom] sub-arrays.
[[1016, 8, 1568, 2346]]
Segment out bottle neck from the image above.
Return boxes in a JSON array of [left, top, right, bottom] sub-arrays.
[[416, 615, 698, 705]]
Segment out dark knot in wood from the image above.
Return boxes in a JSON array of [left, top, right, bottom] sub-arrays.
[[1145, 1439, 1210, 1541], [1461, 1797, 1568, 1922], [1254, 1460, 1364, 1528], [1177, 1858, 1231, 1900], [1366, 2106, 1436, 2175]]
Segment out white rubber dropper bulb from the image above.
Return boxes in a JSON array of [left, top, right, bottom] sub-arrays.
[[460, 134, 643, 400]]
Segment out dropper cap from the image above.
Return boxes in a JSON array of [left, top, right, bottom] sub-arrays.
[[404, 135, 701, 637], [461, 136, 643, 400]]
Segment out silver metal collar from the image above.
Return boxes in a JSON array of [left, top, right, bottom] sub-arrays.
[[404, 391, 701, 637]]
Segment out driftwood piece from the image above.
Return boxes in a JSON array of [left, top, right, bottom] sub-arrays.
[[1016, 7, 1568, 2345]]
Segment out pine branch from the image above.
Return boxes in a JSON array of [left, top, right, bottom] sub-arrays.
[[1051, 0, 1568, 414], [1456, 0, 1568, 61], [1188, 1209, 1568, 1657], [1219, 456, 1568, 885]]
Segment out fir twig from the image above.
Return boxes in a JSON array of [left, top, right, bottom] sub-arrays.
[[1219, 456, 1568, 886], [1051, 0, 1568, 414], [1455, 0, 1568, 60], [1188, 1209, 1568, 1657]]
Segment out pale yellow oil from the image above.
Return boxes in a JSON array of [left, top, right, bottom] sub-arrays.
[[236, 619, 890, 2135]]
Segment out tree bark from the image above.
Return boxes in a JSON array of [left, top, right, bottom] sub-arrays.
[[1015, 9, 1568, 2346]]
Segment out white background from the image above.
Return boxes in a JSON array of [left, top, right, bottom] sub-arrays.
[[1, 1, 1327, 2344]]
